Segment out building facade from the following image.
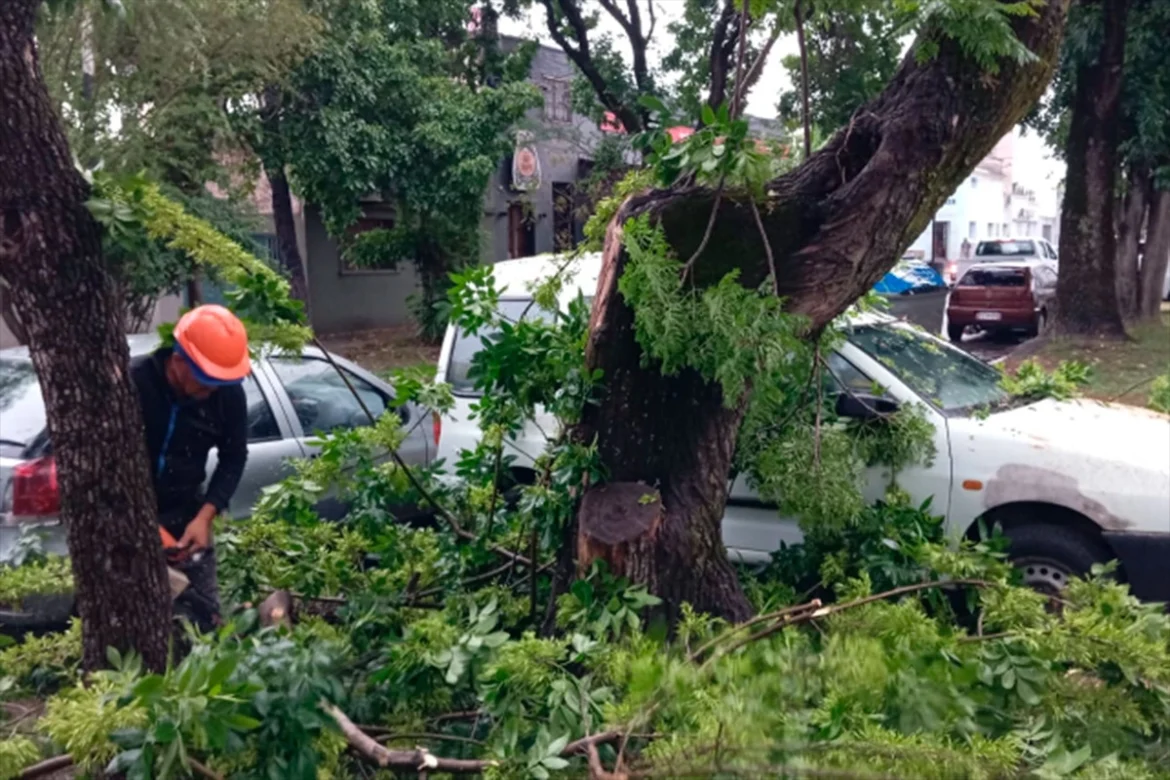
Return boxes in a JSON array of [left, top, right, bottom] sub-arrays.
[[906, 129, 1062, 269]]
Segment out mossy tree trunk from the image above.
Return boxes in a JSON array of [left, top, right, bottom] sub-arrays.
[[0, 0, 171, 671], [1116, 165, 1149, 322], [1139, 188, 1170, 319], [1055, 0, 1129, 338], [573, 1, 1071, 621]]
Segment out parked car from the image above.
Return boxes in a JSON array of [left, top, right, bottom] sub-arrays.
[[0, 334, 431, 627], [943, 261, 1057, 342], [974, 237, 1059, 264], [434, 252, 1170, 602]]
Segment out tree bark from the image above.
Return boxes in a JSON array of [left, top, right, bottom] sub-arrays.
[[1138, 187, 1170, 319], [1054, 0, 1129, 338], [267, 164, 311, 315], [259, 87, 311, 316], [573, 0, 1071, 621], [1116, 165, 1149, 321], [0, 0, 171, 672]]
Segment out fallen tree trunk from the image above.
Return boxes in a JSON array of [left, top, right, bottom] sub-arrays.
[[573, 1, 1071, 621]]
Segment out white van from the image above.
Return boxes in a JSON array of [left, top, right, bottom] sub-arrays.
[[435, 253, 1170, 600]]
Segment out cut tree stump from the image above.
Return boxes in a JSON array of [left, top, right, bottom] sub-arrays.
[[578, 482, 663, 587]]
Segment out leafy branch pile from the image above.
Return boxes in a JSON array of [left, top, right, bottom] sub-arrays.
[[4, 261, 1169, 779]]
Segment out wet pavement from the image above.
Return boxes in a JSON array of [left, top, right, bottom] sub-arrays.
[[956, 330, 1031, 364]]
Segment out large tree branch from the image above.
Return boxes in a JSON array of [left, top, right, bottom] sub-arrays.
[[539, 0, 644, 132], [706, 0, 739, 111], [595, 0, 651, 95], [640, 0, 1072, 330]]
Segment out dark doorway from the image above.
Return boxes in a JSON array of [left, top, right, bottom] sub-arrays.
[[507, 203, 536, 259], [932, 221, 950, 263], [553, 182, 576, 252]]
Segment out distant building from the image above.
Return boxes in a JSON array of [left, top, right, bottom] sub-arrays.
[[906, 129, 1061, 270]]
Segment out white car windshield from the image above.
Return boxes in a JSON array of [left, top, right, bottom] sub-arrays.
[[976, 240, 1036, 256], [847, 324, 1010, 415]]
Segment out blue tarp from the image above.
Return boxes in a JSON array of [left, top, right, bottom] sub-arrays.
[[874, 259, 946, 295]]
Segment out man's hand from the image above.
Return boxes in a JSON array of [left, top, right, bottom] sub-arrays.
[[177, 503, 217, 556]]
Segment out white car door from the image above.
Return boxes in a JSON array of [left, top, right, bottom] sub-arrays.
[[722, 336, 954, 562]]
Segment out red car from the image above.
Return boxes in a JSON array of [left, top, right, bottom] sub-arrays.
[[945, 261, 1057, 342]]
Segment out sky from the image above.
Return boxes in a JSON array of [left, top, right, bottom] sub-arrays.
[[499, 2, 1065, 190]]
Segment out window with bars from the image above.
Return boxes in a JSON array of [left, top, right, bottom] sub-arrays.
[[541, 77, 573, 124]]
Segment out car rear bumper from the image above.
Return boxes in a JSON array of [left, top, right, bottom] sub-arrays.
[[1104, 531, 1170, 603], [946, 306, 1037, 328]]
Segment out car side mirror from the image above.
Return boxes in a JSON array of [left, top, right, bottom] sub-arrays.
[[835, 392, 899, 420]]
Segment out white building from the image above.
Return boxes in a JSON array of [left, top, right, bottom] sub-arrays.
[[906, 129, 1061, 267]]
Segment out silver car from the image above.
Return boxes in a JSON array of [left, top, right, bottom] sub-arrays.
[[0, 335, 433, 626]]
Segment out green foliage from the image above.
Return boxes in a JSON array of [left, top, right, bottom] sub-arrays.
[[778, 6, 902, 134], [0, 736, 39, 780], [581, 168, 655, 251], [0, 620, 81, 697], [1000, 359, 1092, 401], [0, 555, 72, 609], [1030, 0, 1170, 180], [88, 171, 311, 352], [37, 0, 319, 191], [253, 0, 541, 336], [895, 0, 1045, 74], [618, 217, 935, 530], [1149, 371, 1170, 414], [9, 239, 1168, 779], [556, 563, 662, 641], [635, 96, 793, 196]]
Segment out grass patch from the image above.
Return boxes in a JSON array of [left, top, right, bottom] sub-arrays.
[[1005, 314, 1170, 408]]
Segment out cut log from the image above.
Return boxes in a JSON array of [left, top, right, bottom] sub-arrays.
[[578, 482, 663, 586]]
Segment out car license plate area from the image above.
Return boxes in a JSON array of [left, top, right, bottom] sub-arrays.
[[976, 311, 1002, 321]]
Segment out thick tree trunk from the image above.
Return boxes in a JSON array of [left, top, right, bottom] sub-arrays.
[[574, 0, 1070, 620], [1054, 0, 1129, 338], [267, 164, 311, 315], [0, 0, 171, 671], [1116, 165, 1149, 321], [1138, 188, 1170, 319]]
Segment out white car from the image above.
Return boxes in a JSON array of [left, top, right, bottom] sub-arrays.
[[435, 253, 1170, 600]]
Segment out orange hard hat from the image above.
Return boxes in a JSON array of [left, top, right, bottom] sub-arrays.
[[173, 305, 250, 385]]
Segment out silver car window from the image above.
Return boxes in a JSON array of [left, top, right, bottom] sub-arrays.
[[269, 356, 389, 435]]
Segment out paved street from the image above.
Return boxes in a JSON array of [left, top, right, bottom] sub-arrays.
[[884, 288, 1030, 365]]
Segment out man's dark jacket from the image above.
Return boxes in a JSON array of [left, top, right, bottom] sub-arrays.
[[130, 347, 248, 534]]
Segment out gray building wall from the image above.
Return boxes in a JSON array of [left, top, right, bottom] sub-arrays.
[[303, 202, 421, 334]]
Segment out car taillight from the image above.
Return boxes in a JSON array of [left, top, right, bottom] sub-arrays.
[[11, 455, 60, 519], [432, 412, 442, 446]]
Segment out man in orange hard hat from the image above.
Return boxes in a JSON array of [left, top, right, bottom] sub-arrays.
[[131, 304, 252, 629]]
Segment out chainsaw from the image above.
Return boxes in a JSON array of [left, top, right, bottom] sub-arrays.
[[159, 526, 218, 630]]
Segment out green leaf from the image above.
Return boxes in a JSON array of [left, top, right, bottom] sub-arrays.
[[701, 103, 716, 126], [638, 94, 668, 116], [224, 713, 263, 732], [152, 719, 179, 744], [542, 756, 570, 770], [132, 674, 166, 701], [546, 734, 570, 757], [1016, 678, 1040, 705]]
